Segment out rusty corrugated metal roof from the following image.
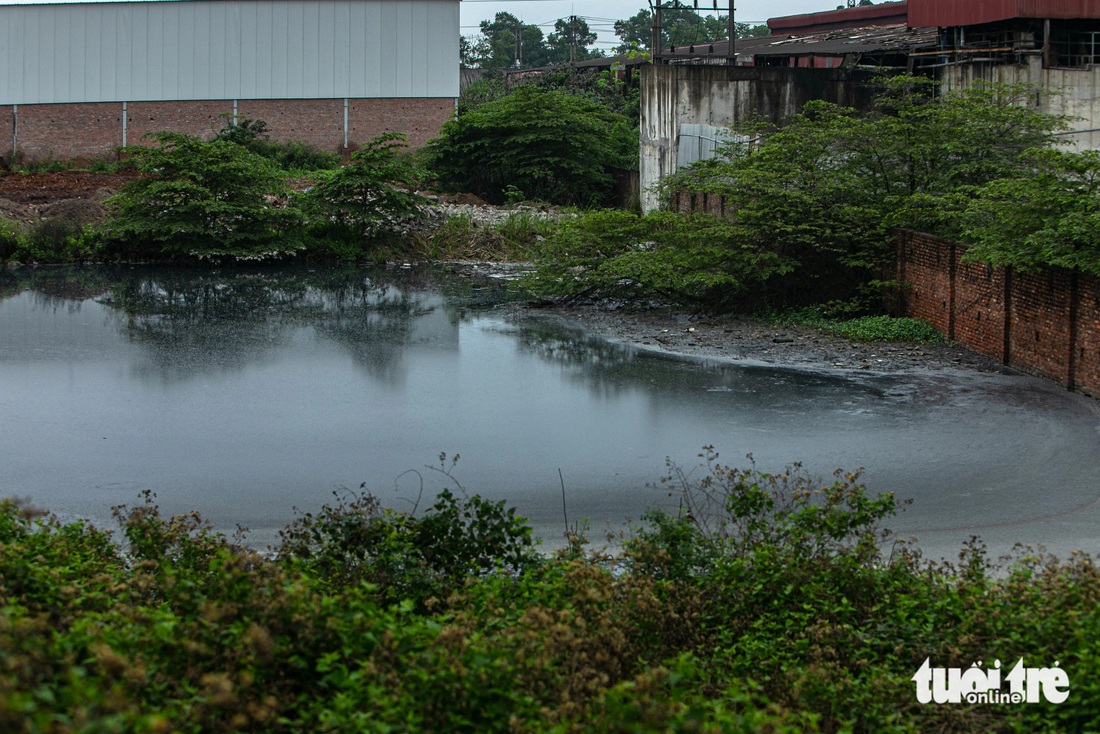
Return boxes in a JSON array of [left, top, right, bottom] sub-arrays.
[[751, 23, 939, 57], [909, 0, 1100, 27], [768, 1, 909, 35]]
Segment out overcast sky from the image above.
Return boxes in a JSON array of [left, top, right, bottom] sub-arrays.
[[459, 0, 839, 52]]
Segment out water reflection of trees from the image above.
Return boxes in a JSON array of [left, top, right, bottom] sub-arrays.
[[515, 318, 644, 400], [515, 315, 880, 418], [88, 265, 476, 383], [0, 266, 123, 313]]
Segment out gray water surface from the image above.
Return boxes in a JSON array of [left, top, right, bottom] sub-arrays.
[[2, 265, 1098, 560]]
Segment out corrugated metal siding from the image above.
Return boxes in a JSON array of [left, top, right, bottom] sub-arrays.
[[768, 1, 909, 35], [908, 0, 1100, 27], [676, 123, 744, 170], [0, 0, 459, 104]]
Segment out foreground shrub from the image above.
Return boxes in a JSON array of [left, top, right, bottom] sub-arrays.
[[277, 457, 540, 609], [2, 451, 1100, 732]]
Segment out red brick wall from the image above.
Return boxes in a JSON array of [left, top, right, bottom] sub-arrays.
[[348, 98, 454, 150], [897, 229, 1100, 398], [1076, 274, 1100, 396], [127, 100, 234, 144], [896, 230, 954, 336], [1009, 268, 1076, 387], [8, 103, 123, 163], [0, 105, 10, 165], [952, 250, 1008, 361], [1, 98, 454, 165]]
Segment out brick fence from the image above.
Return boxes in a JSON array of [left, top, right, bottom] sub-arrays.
[[897, 229, 1100, 398], [1, 98, 454, 165]]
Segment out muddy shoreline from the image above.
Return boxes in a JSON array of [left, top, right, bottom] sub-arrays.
[[524, 301, 1007, 377]]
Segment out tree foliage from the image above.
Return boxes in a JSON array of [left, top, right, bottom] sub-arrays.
[[546, 16, 601, 64], [106, 132, 305, 260], [524, 210, 797, 310], [464, 12, 553, 70], [303, 132, 428, 242], [622, 76, 1076, 309], [425, 85, 636, 206], [613, 2, 766, 53], [213, 116, 340, 173], [960, 148, 1100, 276]]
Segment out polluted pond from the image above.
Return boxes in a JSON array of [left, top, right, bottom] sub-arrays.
[[0, 263, 1098, 560]]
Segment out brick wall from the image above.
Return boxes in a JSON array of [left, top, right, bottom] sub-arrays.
[[348, 98, 454, 150], [1, 97, 454, 165], [6, 103, 123, 163], [1076, 275, 1100, 396], [0, 105, 10, 164], [952, 250, 1008, 361], [127, 100, 235, 144], [897, 229, 1100, 398]]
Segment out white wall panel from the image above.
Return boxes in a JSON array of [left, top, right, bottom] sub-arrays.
[[0, 0, 459, 104]]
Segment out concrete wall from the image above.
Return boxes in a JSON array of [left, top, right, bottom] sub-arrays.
[[940, 56, 1100, 152], [897, 229, 1100, 397], [639, 65, 885, 212], [643, 57, 1100, 212], [1, 98, 454, 164]]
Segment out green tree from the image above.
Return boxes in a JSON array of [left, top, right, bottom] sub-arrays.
[[614, 2, 732, 53], [960, 148, 1100, 276], [735, 22, 771, 38], [531, 77, 1072, 311], [425, 85, 636, 206], [105, 132, 304, 260], [467, 12, 551, 69], [546, 16, 602, 64], [303, 132, 428, 243]]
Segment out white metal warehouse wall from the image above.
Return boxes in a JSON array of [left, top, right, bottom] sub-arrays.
[[0, 0, 459, 104]]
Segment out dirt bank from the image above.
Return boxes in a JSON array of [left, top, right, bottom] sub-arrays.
[[531, 302, 1006, 376]]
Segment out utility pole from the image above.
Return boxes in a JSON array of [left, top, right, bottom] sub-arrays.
[[728, 1, 735, 62], [651, 0, 662, 62], [570, 15, 577, 64]]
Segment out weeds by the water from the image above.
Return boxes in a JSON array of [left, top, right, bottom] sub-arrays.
[[1, 449, 1097, 732], [412, 209, 558, 262], [767, 308, 944, 343]]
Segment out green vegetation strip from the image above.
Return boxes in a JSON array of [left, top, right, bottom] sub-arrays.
[[1, 453, 1097, 732], [767, 311, 944, 343]]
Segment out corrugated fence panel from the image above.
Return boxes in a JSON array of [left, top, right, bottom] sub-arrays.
[[0, 0, 459, 104]]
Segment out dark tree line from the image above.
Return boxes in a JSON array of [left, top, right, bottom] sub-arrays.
[[462, 4, 769, 70]]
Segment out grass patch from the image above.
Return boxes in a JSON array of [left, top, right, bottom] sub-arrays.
[[769, 309, 943, 343]]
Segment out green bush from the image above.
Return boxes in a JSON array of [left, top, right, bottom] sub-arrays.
[[0, 219, 21, 260], [277, 461, 540, 608], [302, 132, 428, 247], [3, 451, 1100, 732], [14, 219, 103, 263], [524, 209, 794, 309], [425, 85, 636, 207], [105, 132, 305, 260], [213, 116, 340, 173]]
